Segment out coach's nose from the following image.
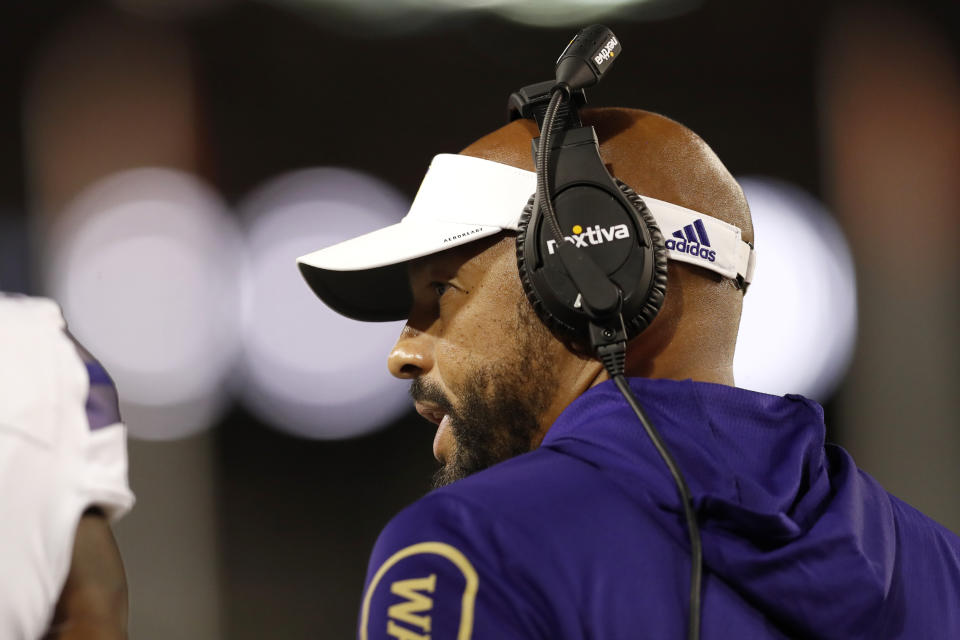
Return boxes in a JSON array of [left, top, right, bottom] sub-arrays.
[[388, 324, 435, 379]]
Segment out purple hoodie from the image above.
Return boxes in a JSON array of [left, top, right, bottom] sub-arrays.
[[360, 378, 960, 639]]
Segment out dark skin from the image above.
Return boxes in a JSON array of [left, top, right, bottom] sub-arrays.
[[43, 509, 128, 640], [389, 108, 754, 484]]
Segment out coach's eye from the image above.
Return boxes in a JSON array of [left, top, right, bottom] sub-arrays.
[[430, 282, 452, 298]]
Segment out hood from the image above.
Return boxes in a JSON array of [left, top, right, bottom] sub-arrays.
[[541, 377, 897, 638]]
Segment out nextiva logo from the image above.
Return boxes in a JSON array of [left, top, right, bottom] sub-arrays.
[[593, 37, 619, 66], [546, 223, 630, 255], [665, 219, 717, 262]]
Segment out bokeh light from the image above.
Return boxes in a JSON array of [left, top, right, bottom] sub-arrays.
[[44, 168, 243, 440], [733, 177, 857, 401], [268, 0, 700, 29], [237, 168, 411, 439]]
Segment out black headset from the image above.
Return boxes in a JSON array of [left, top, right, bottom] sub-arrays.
[[507, 26, 703, 640], [511, 90, 668, 352]]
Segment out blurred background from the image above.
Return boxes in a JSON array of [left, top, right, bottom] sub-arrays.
[[1, 0, 957, 637]]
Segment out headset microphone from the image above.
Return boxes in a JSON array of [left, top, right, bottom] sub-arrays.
[[511, 25, 704, 640], [546, 26, 623, 322], [555, 24, 622, 91]]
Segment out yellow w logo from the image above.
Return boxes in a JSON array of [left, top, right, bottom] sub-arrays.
[[387, 574, 437, 640]]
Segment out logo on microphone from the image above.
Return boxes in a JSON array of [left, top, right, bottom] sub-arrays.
[[593, 37, 619, 66]]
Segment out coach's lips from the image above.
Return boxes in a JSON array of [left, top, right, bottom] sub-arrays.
[[415, 402, 451, 463]]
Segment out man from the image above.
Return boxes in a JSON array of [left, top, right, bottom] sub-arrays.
[[298, 108, 960, 638], [0, 295, 134, 639]]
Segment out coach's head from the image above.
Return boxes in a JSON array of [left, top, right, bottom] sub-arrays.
[[298, 108, 754, 487]]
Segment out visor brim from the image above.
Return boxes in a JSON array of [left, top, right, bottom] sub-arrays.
[[296, 219, 504, 322]]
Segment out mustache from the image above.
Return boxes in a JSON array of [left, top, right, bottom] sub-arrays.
[[409, 378, 455, 415]]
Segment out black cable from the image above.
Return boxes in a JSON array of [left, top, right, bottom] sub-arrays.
[[535, 86, 568, 249], [613, 374, 702, 640], [536, 83, 703, 640]]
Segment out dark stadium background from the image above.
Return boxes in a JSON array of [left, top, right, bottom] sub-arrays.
[[1, 1, 957, 637]]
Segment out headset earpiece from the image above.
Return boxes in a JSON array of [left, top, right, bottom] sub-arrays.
[[515, 178, 668, 345], [516, 194, 563, 334], [612, 179, 668, 335]]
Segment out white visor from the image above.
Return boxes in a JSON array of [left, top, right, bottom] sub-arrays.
[[297, 154, 756, 321]]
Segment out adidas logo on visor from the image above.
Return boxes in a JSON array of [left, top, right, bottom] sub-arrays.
[[664, 219, 717, 263]]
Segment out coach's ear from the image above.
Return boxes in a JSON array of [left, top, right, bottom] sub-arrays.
[[43, 508, 128, 640]]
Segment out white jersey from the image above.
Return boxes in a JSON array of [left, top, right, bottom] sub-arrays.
[[0, 296, 135, 640]]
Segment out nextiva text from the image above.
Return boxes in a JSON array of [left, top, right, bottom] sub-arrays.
[[546, 223, 630, 255], [593, 37, 619, 65]]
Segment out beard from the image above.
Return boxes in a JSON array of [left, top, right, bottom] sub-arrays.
[[410, 300, 558, 489]]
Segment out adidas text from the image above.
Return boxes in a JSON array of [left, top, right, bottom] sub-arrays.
[[665, 238, 717, 262], [668, 219, 716, 262]]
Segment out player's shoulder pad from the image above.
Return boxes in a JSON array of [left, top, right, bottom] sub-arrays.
[[0, 296, 75, 446], [360, 492, 505, 640], [0, 295, 66, 335]]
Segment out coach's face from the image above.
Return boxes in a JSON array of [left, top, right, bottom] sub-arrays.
[[387, 233, 599, 488]]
